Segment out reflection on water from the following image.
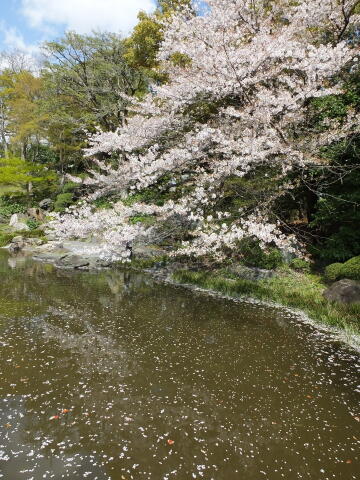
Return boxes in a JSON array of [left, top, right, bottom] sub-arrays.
[[0, 250, 359, 479]]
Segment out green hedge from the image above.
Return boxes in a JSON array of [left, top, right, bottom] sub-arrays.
[[325, 256, 360, 282], [342, 256, 360, 281]]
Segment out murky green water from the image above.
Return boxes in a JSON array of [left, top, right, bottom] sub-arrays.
[[0, 250, 359, 480]]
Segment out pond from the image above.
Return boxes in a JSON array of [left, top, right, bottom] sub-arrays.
[[0, 250, 359, 479]]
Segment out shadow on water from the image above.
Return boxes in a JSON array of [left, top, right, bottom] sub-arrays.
[[0, 250, 359, 479]]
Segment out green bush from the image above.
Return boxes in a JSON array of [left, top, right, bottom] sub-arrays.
[[0, 201, 26, 217], [129, 214, 156, 225], [62, 181, 78, 194], [263, 249, 284, 270], [92, 197, 113, 209], [342, 256, 360, 281], [54, 193, 73, 212], [290, 258, 311, 273], [238, 238, 283, 269], [26, 219, 40, 231], [325, 256, 360, 282], [324, 263, 343, 282]]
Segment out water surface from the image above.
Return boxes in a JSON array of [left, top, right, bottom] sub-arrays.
[[0, 250, 359, 479]]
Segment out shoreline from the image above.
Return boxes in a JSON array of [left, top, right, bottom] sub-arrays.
[[3, 238, 360, 352], [138, 266, 360, 353]]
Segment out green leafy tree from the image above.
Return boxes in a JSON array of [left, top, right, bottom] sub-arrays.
[[307, 67, 360, 262], [0, 69, 45, 161], [40, 31, 148, 172], [0, 156, 56, 199], [124, 0, 193, 79]]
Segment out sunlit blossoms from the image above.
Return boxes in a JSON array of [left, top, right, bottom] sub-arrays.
[[49, 0, 360, 261]]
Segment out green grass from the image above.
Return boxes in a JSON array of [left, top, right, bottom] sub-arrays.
[[0, 231, 16, 247], [127, 255, 169, 269], [129, 214, 156, 226], [173, 269, 360, 336], [0, 228, 46, 247]]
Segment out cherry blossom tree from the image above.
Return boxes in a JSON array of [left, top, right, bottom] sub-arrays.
[[49, 0, 360, 261]]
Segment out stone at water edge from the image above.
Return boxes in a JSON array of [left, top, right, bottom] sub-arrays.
[[11, 236, 24, 243], [9, 236, 26, 253], [55, 254, 91, 269], [323, 279, 360, 304], [8, 235, 43, 253]]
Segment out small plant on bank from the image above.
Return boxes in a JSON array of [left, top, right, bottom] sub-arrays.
[[290, 258, 311, 273], [0, 228, 46, 247], [0, 232, 15, 247], [54, 193, 74, 212], [237, 238, 283, 270], [26, 219, 40, 231], [129, 214, 156, 226], [0, 201, 26, 218]]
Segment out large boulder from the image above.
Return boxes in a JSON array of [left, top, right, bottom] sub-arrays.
[[9, 213, 30, 232], [8, 236, 26, 253], [55, 254, 91, 269], [27, 207, 44, 221], [9, 213, 28, 226], [55, 253, 112, 270], [39, 198, 53, 210], [323, 279, 360, 304], [8, 235, 43, 253]]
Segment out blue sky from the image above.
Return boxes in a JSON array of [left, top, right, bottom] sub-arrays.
[[0, 0, 157, 56]]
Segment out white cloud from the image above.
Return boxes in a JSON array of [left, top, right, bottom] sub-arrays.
[[21, 0, 156, 35], [0, 24, 40, 55], [0, 22, 41, 71]]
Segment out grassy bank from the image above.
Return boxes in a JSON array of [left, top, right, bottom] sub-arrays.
[[172, 268, 360, 338], [0, 225, 46, 247]]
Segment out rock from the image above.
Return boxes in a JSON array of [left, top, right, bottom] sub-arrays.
[[8, 236, 26, 253], [9, 213, 30, 232], [94, 258, 112, 268], [25, 237, 42, 246], [132, 244, 167, 259], [228, 264, 275, 281], [9, 213, 28, 227], [39, 198, 53, 210], [38, 223, 49, 232], [45, 232, 58, 241], [9, 243, 22, 253], [8, 235, 44, 253], [55, 254, 91, 269], [11, 235, 24, 243], [27, 207, 44, 221], [10, 222, 30, 232], [323, 279, 360, 304]]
